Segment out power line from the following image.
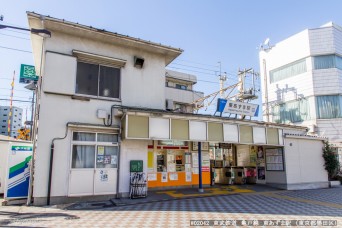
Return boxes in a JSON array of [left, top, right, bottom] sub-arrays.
[[5, 28, 30, 35], [0, 95, 32, 99], [0, 98, 33, 103], [174, 59, 220, 68], [0, 32, 30, 40], [197, 79, 219, 84], [0, 88, 33, 93], [0, 45, 32, 53], [170, 62, 220, 72]]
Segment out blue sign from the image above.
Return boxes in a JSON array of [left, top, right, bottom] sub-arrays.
[[216, 98, 227, 112]]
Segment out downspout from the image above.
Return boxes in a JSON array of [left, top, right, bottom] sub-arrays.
[[115, 107, 126, 199], [47, 122, 71, 205]]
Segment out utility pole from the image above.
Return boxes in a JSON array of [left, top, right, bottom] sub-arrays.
[[218, 62, 227, 98], [237, 68, 258, 101], [263, 59, 270, 122], [7, 71, 15, 138]]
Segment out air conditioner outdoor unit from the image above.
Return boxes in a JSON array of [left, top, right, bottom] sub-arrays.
[[166, 99, 174, 110]]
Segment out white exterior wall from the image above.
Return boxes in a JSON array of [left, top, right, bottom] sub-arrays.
[[316, 119, 342, 142], [284, 137, 328, 189], [119, 140, 148, 195], [165, 87, 203, 104], [32, 28, 172, 201], [312, 69, 342, 95], [43, 33, 166, 109], [309, 27, 335, 55]]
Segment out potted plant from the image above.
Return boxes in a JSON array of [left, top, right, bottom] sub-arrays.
[[322, 141, 341, 187]]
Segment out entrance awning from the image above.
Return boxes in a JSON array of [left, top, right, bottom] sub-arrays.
[[122, 114, 289, 146]]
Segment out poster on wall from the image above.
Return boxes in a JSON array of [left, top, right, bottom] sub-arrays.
[[192, 167, 199, 174], [167, 150, 176, 172], [249, 146, 257, 166], [185, 152, 191, 164], [161, 172, 168, 182], [192, 152, 198, 168], [257, 146, 264, 159], [148, 151, 154, 172], [148, 173, 157, 181], [185, 164, 192, 172], [169, 172, 178, 181], [98, 146, 105, 155], [237, 145, 250, 166], [192, 142, 209, 151], [186, 172, 192, 182], [104, 155, 111, 164], [100, 170, 108, 182], [257, 167, 265, 180], [97, 155, 104, 163], [111, 155, 117, 165], [202, 152, 210, 172]]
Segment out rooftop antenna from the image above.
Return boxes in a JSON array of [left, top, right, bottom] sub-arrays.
[[261, 37, 273, 51]]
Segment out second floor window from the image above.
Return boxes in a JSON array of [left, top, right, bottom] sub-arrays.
[[176, 84, 187, 90], [76, 62, 120, 99]]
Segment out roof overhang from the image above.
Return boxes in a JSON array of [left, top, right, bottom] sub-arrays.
[[27, 12, 183, 71]]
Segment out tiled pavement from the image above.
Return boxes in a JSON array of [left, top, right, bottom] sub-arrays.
[[0, 187, 341, 227]]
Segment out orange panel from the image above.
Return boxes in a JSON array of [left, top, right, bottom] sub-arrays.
[[148, 171, 210, 188]]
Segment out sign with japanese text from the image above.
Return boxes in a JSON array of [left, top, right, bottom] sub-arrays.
[[19, 64, 38, 83], [224, 100, 259, 116]]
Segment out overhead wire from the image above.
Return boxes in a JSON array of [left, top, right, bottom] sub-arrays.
[[0, 32, 31, 40], [0, 45, 32, 53]]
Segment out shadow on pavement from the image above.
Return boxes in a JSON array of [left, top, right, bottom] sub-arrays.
[[0, 210, 80, 227], [65, 187, 342, 218]]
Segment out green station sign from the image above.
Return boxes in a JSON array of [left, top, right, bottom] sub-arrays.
[[20, 64, 38, 83]]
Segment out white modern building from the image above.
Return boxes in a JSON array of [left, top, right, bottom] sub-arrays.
[[0, 106, 23, 138], [28, 12, 329, 206], [259, 22, 342, 162]]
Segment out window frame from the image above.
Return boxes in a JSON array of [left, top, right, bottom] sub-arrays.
[[75, 61, 121, 101], [70, 131, 119, 170]]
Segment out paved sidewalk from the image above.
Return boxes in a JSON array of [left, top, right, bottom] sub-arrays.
[[67, 184, 283, 209], [0, 187, 341, 227]]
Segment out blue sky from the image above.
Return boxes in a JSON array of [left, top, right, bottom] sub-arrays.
[[1, 0, 342, 122]]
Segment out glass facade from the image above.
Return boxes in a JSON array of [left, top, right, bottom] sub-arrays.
[[313, 54, 342, 70], [316, 95, 342, 119], [270, 58, 307, 83], [272, 98, 311, 124]]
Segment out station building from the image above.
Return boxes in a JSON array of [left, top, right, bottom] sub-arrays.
[[27, 12, 329, 205]]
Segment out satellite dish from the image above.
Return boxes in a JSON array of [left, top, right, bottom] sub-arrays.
[[263, 38, 270, 46]]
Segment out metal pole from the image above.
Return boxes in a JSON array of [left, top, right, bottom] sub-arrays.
[[30, 90, 35, 140], [198, 142, 203, 193], [263, 59, 270, 122]]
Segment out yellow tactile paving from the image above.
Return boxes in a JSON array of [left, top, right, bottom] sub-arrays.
[[156, 185, 255, 198], [261, 192, 342, 209]]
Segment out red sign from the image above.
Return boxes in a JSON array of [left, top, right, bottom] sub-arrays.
[[202, 167, 210, 172]]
